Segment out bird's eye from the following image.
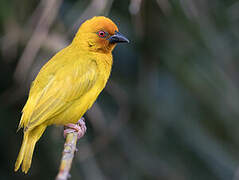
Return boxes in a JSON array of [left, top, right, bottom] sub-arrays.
[[98, 30, 107, 38]]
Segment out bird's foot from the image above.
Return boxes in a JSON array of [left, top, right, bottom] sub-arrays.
[[64, 117, 87, 139]]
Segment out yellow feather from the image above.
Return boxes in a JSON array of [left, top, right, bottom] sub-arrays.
[[15, 125, 46, 173], [15, 16, 128, 173]]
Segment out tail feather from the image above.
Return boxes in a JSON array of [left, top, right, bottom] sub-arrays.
[[15, 125, 46, 173], [22, 137, 36, 173], [14, 132, 28, 172]]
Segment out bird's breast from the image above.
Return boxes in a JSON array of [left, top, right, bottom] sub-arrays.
[[48, 55, 113, 125]]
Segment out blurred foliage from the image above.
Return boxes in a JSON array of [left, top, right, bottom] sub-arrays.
[[1, 0, 239, 180]]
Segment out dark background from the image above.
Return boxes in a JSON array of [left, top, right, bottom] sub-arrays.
[[1, 0, 239, 180]]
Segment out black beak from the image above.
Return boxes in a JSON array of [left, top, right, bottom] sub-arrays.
[[109, 31, 129, 44]]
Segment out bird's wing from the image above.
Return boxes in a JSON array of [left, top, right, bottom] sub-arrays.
[[19, 58, 98, 131]]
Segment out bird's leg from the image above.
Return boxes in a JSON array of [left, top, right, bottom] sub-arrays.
[[64, 117, 87, 139]]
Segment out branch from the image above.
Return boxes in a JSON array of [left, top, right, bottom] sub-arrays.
[[56, 131, 78, 180]]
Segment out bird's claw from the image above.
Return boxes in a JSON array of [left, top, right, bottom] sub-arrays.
[[64, 117, 87, 139]]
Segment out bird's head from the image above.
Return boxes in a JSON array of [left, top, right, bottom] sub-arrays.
[[72, 16, 129, 54]]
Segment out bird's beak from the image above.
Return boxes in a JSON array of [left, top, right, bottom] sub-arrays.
[[109, 31, 129, 44]]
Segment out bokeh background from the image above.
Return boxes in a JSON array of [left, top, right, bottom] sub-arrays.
[[1, 0, 239, 179]]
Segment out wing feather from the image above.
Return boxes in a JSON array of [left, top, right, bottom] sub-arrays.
[[19, 58, 98, 130]]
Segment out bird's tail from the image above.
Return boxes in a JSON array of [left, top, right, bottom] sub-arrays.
[[14, 125, 46, 173]]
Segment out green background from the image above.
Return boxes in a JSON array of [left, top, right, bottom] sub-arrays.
[[1, 0, 239, 179]]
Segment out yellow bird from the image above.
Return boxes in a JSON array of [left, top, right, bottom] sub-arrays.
[[14, 16, 129, 173]]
